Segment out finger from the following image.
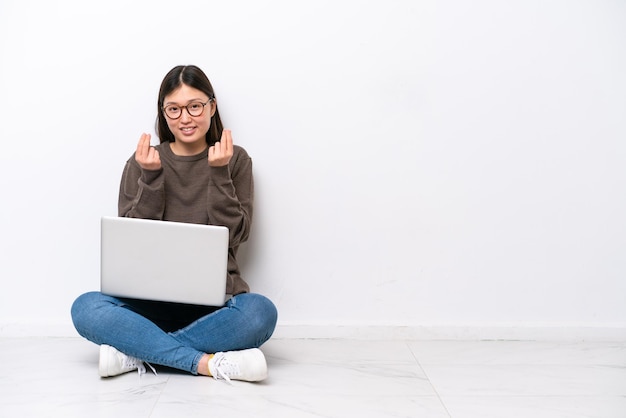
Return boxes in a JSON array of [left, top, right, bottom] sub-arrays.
[[140, 133, 150, 148], [136, 133, 150, 159], [212, 141, 222, 157], [222, 129, 233, 155], [147, 147, 157, 162]]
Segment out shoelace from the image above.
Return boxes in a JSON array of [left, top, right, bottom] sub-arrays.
[[124, 355, 157, 377], [210, 353, 240, 384]]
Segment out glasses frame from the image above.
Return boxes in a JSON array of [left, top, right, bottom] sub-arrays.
[[162, 99, 213, 120]]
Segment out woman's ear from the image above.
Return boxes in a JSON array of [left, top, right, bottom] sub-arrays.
[[209, 99, 217, 117]]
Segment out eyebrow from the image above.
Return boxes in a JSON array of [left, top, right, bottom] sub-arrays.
[[164, 98, 208, 106]]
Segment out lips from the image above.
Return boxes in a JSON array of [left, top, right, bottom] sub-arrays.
[[180, 126, 196, 135]]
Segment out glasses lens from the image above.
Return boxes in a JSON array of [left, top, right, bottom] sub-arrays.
[[188, 102, 205, 117], [165, 105, 181, 119]]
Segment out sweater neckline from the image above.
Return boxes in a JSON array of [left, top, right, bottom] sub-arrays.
[[160, 141, 208, 162]]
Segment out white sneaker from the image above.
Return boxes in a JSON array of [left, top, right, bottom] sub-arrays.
[[99, 344, 155, 377], [208, 348, 268, 383]]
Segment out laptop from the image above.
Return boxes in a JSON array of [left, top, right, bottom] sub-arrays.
[[100, 216, 229, 306]]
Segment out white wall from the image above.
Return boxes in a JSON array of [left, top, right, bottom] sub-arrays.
[[1, 0, 625, 339]]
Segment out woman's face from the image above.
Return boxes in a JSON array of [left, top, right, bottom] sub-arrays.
[[162, 84, 216, 154]]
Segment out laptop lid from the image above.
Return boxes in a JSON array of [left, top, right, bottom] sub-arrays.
[[100, 216, 229, 306]]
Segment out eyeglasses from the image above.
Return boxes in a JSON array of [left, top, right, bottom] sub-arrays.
[[162, 100, 212, 119]]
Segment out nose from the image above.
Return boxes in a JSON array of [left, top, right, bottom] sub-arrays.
[[180, 107, 193, 121]]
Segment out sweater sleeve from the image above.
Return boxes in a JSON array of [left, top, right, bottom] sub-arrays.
[[118, 155, 166, 219], [207, 146, 254, 247]]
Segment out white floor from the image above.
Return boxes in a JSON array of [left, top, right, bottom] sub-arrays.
[[0, 337, 625, 417]]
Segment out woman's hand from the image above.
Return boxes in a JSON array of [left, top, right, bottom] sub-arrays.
[[209, 129, 234, 167], [135, 133, 161, 170]]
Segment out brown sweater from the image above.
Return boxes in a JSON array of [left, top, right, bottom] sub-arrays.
[[118, 142, 253, 296]]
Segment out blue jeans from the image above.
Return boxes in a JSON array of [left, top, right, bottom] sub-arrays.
[[71, 291, 277, 375]]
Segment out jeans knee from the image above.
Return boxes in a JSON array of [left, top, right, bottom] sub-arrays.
[[236, 293, 278, 343], [70, 291, 109, 338], [70, 292, 91, 331], [253, 294, 278, 330]]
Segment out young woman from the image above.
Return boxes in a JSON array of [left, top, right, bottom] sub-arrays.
[[71, 65, 277, 382]]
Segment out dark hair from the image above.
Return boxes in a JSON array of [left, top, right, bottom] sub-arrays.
[[156, 65, 223, 146]]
